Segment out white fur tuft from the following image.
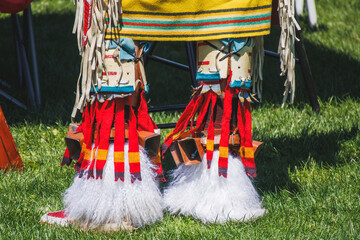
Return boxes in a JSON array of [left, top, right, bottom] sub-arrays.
[[164, 150, 265, 223], [63, 143, 163, 228]]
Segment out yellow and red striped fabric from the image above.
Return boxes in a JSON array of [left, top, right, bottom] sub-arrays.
[[218, 76, 233, 177], [117, 0, 272, 41], [73, 96, 164, 183], [237, 94, 256, 177], [128, 97, 142, 183], [78, 103, 96, 178]]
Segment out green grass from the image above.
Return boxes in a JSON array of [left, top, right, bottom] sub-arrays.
[[0, 0, 360, 239]]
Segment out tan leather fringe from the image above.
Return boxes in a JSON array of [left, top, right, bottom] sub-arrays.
[[278, 0, 301, 106], [71, 0, 122, 118]]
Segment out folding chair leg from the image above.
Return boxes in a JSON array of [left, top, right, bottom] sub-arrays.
[[0, 89, 27, 110], [295, 29, 320, 112], [23, 5, 41, 107], [11, 13, 37, 108], [12, 17, 23, 87], [185, 42, 197, 87]]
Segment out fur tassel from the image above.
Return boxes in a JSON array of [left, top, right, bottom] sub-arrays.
[[64, 143, 163, 228], [164, 150, 265, 223]]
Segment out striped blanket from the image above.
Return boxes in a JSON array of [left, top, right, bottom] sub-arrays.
[[119, 0, 272, 41]]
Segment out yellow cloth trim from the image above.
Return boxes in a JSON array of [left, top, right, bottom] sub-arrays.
[[123, 7, 271, 20], [119, 29, 270, 41], [81, 143, 87, 154], [118, 0, 272, 40], [126, 31, 270, 41], [128, 152, 140, 163], [219, 146, 229, 158], [239, 146, 254, 158], [244, 147, 254, 158], [96, 149, 108, 160], [120, 24, 269, 35], [206, 139, 214, 152], [114, 152, 125, 163], [121, 31, 270, 41], [84, 149, 92, 160], [122, 0, 272, 14]]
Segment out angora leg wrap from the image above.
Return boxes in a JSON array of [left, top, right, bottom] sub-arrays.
[[63, 143, 163, 228], [164, 150, 265, 223]]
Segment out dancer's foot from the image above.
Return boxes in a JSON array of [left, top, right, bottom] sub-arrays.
[[40, 210, 70, 227]]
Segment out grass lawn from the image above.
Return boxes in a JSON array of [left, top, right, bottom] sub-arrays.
[[0, 0, 359, 239]]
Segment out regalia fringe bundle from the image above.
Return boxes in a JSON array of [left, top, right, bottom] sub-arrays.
[[163, 75, 258, 178], [71, 0, 123, 118], [69, 0, 164, 181], [71, 94, 164, 183]]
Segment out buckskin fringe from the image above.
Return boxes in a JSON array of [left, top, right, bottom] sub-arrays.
[[71, 0, 123, 118], [277, 0, 301, 106]]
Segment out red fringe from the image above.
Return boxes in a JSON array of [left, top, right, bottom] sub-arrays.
[[74, 93, 164, 182]]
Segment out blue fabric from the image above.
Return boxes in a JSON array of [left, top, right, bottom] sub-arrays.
[[91, 85, 135, 93], [196, 72, 221, 82], [229, 80, 252, 88], [108, 41, 118, 49], [220, 38, 254, 53], [107, 38, 136, 60], [120, 38, 135, 60]]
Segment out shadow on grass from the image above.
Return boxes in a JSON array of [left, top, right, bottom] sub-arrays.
[[255, 125, 359, 193]]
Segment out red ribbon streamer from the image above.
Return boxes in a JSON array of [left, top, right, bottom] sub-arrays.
[[94, 101, 115, 179], [128, 97, 142, 183], [206, 92, 217, 168], [114, 98, 125, 181], [237, 92, 256, 177], [218, 74, 233, 177]]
